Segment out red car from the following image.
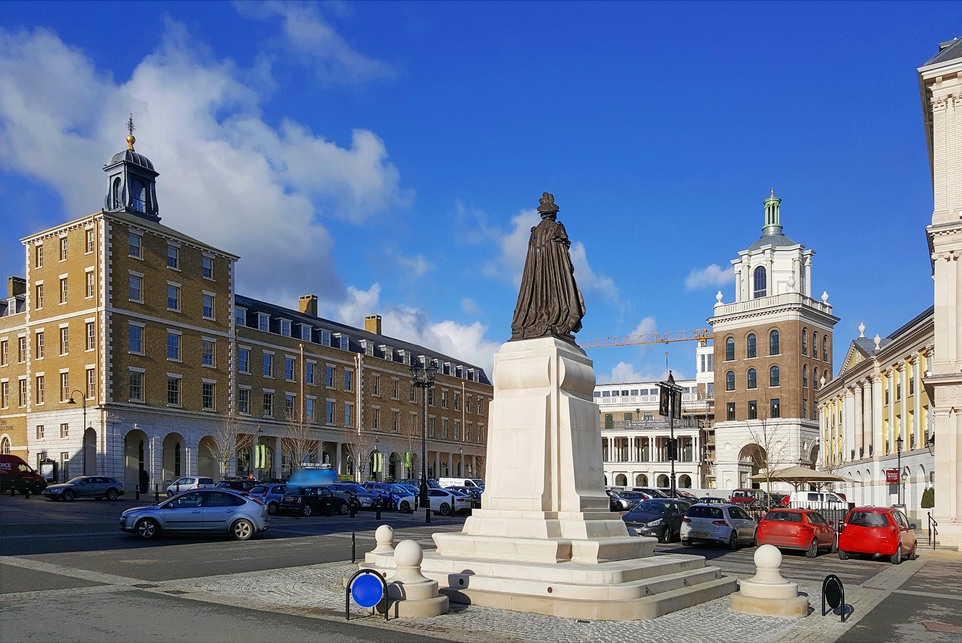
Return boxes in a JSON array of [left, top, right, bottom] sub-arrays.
[[756, 508, 836, 557], [837, 506, 917, 564]]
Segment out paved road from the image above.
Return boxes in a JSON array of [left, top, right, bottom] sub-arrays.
[[2, 494, 960, 642]]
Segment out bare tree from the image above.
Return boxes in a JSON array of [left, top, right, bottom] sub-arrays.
[[282, 409, 318, 476], [344, 430, 378, 482], [474, 455, 486, 480], [746, 418, 794, 508], [206, 416, 255, 479], [402, 416, 421, 480]]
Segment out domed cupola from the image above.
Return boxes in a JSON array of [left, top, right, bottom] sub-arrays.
[[747, 189, 796, 251], [103, 115, 160, 222]]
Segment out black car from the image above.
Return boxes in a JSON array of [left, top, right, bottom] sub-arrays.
[[622, 499, 692, 543], [608, 489, 647, 511], [215, 479, 261, 494], [447, 485, 483, 508], [277, 486, 350, 517]]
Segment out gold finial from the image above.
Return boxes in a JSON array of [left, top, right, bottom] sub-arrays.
[[126, 114, 136, 151]]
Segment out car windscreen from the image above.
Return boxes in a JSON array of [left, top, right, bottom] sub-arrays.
[[631, 501, 668, 516], [848, 511, 889, 527], [687, 506, 723, 519], [764, 511, 802, 522]]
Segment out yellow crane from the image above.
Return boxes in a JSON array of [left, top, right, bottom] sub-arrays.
[[579, 328, 712, 349]]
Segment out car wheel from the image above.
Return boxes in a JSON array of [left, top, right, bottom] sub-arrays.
[[267, 501, 278, 515], [167, 491, 174, 498], [838, 550, 849, 560], [439, 502, 452, 516], [338, 502, 349, 515], [727, 531, 738, 550], [908, 545, 917, 561], [830, 535, 838, 553], [136, 518, 159, 540], [805, 538, 819, 558], [107, 489, 119, 501], [681, 539, 692, 546], [302, 504, 313, 517], [891, 546, 902, 565], [232, 519, 254, 541], [399, 500, 411, 513], [62, 490, 75, 501]]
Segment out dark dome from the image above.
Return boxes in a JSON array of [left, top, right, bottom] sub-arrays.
[[747, 226, 797, 252], [109, 149, 155, 172]]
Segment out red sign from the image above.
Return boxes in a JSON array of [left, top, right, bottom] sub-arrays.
[[885, 469, 899, 483]]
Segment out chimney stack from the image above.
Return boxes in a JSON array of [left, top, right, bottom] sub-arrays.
[[8, 277, 26, 297], [299, 294, 318, 317], [365, 315, 382, 335]]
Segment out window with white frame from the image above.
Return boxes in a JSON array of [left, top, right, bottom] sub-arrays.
[[167, 244, 180, 269], [300, 325, 311, 341], [167, 331, 181, 361], [372, 374, 380, 396], [202, 293, 215, 320], [280, 319, 291, 337], [60, 423, 69, 439], [129, 370, 144, 401], [35, 331, 44, 359], [86, 368, 95, 398], [306, 361, 315, 385], [285, 357, 296, 381], [344, 402, 354, 428], [35, 375, 44, 404], [202, 255, 214, 279], [85, 270, 95, 299], [59, 327, 68, 355], [85, 229, 94, 254], [35, 283, 44, 309], [325, 365, 335, 388], [428, 416, 435, 438], [167, 283, 180, 311], [129, 232, 142, 258], [0, 381, 8, 408], [234, 307, 246, 327], [129, 273, 143, 302], [202, 381, 215, 410], [238, 347, 250, 373], [372, 407, 380, 430], [59, 277, 68, 304], [305, 396, 315, 421], [19, 378, 27, 406], [202, 339, 215, 367], [326, 400, 336, 425], [36, 424, 45, 439], [392, 379, 399, 400], [17, 336, 26, 362], [128, 324, 144, 354], [263, 353, 274, 378], [59, 237, 68, 261], [35, 244, 43, 268], [167, 376, 181, 406], [263, 391, 274, 417], [85, 322, 94, 351], [285, 393, 296, 418], [257, 314, 269, 331], [238, 387, 250, 414], [344, 369, 353, 392]]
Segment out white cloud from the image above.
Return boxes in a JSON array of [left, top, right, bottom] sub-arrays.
[[0, 22, 410, 306], [395, 252, 432, 279], [684, 264, 732, 291], [234, 1, 396, 83], [461, 298, 480, 314], [632, 316, 658, 337], [330, 285, 499, 377]]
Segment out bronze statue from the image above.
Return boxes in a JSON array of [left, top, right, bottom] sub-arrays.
[[510, 192, 586, 343]]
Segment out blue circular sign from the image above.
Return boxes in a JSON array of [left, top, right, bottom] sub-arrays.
[[351, 572, 384, 608]]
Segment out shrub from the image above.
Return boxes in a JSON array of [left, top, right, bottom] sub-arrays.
[[921, 487, 935, 509]]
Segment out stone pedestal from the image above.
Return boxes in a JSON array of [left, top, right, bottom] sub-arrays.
[[730, 545, 809, 617], [364, 338, 736, 620]]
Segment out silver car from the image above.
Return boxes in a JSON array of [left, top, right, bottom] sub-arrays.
[[120, 489, 268, 541], [680, 503, 757, 549]]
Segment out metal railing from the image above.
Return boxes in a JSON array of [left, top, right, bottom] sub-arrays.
[[928, 512, 938, 549]]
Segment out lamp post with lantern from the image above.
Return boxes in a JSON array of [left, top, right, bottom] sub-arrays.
[[411, 357, 438, 524]]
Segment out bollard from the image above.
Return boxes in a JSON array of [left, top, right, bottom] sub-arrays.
[[136, 484, 140, 500], [350, 501, 357, 518], [375, 499, 382, 521], [155, 484, 160, 502], [352, 531, 356, 563], [24, 487, 30, 499]]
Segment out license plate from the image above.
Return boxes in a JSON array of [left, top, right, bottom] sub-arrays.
[[691, 531, 708, 538]]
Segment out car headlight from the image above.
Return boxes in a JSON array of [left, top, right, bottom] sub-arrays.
[[47, 487, 63, 494], [645, 519, 663, 527]]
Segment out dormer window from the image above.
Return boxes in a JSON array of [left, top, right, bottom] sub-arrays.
[[234, 307, 246, 327], [257, 313, 269, 332], [320, 330, 331, 346], [300, 325, 312, 341], [279, 319, 291, 337], [338, 335, 349, 351]]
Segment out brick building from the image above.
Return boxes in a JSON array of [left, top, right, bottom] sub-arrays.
[[0, 130, 491, 490]]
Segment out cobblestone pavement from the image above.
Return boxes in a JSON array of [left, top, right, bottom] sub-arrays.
[[161, 546, 962, 643]]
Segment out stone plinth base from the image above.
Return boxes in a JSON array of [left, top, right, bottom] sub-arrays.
[[730, 591, 809, 617]]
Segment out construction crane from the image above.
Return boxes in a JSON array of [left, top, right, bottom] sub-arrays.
[[579, 328, 712, 349]]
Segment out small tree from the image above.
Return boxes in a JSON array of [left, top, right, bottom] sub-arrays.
[[344, 429, 378, 482], [746, 418, 794, 508], [206, 416, 255, 479], [921, 487, 935, 509], [282, 408, 318, 476]]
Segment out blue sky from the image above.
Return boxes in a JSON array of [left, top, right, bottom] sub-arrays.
[[1, 2, 958, 382]]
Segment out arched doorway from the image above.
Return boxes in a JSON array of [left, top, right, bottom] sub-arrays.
[[162, 433, 185, 483], [0, 436, 10, 454], [678, 474, 692, 488], [737, 443, 766, 488], [124, 428, 149, 491], [614, 473, 628, 487], [634, 473, 648, 486], [83, 428, 97, 475], [656, 474, 669, 487], [197, 436, 218, 478], [389, 452, 401, 481]]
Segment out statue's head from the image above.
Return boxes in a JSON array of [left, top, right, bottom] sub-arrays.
[[538, 192, 559, 218]]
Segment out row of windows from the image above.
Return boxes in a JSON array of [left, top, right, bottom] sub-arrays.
[[0, 369, 95, 409], [34, 423, 72, 440], [0, 325, 96, 367], [724, 364, 828, 392], [129, 232, 216, 280], [724, 329, 830, 362], [725, 399, 781, 421], [33, 230, 96, 268], [123, 370, 217, 410], [128, 273, 217, 319], [32, 272, 97, 309]]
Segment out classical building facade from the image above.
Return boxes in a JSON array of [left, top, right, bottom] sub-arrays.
[[597, 342, 716, 490], [920, 37, 962, 548], [709, 192, 839, 490], [0, 131, 491, 491], [817, 313, 934, 519]]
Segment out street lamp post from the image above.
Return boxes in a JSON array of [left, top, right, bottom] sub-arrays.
[[411, 358, 438, 524], [67, 390, 87, 481], [896, 435, 903, 505]]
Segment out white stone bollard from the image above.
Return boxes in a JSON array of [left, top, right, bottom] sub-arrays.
[[730, 544, 809, 617]]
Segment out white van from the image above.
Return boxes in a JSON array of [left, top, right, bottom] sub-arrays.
[[438, 477, 484, 489], [789, 490, 848, 510]]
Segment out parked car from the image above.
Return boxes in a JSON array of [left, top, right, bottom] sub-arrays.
[[622, 499, 692, 542], [837, 506, 918, 564], [246, 483, 287, 515], [698, 496, 729, 505], [437, 477, 484, 489], [43, 476, 125, 501], [656, 488, 698, 501], [398, 478, 441, 490], [364, 483, 417, 512], [608, 489, 648, 511], [729, 488, 773, 508], [166, 476, 215, 497], [756, 508, 836, 557], [426, 488, 472, 515], [681, 503, 757, 549], [120, 489, 268, 541], [0, 454, 47, 495], [447, 485, 483, 508], [277, 486, 350, 517], [789, 490, 849, 510], [324, 482, 379, 509], [215, 479, 261, 494], [631, 487, 670, 498]]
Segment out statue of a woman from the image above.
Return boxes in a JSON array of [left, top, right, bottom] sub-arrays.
[[510, 192, 586, 343]]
